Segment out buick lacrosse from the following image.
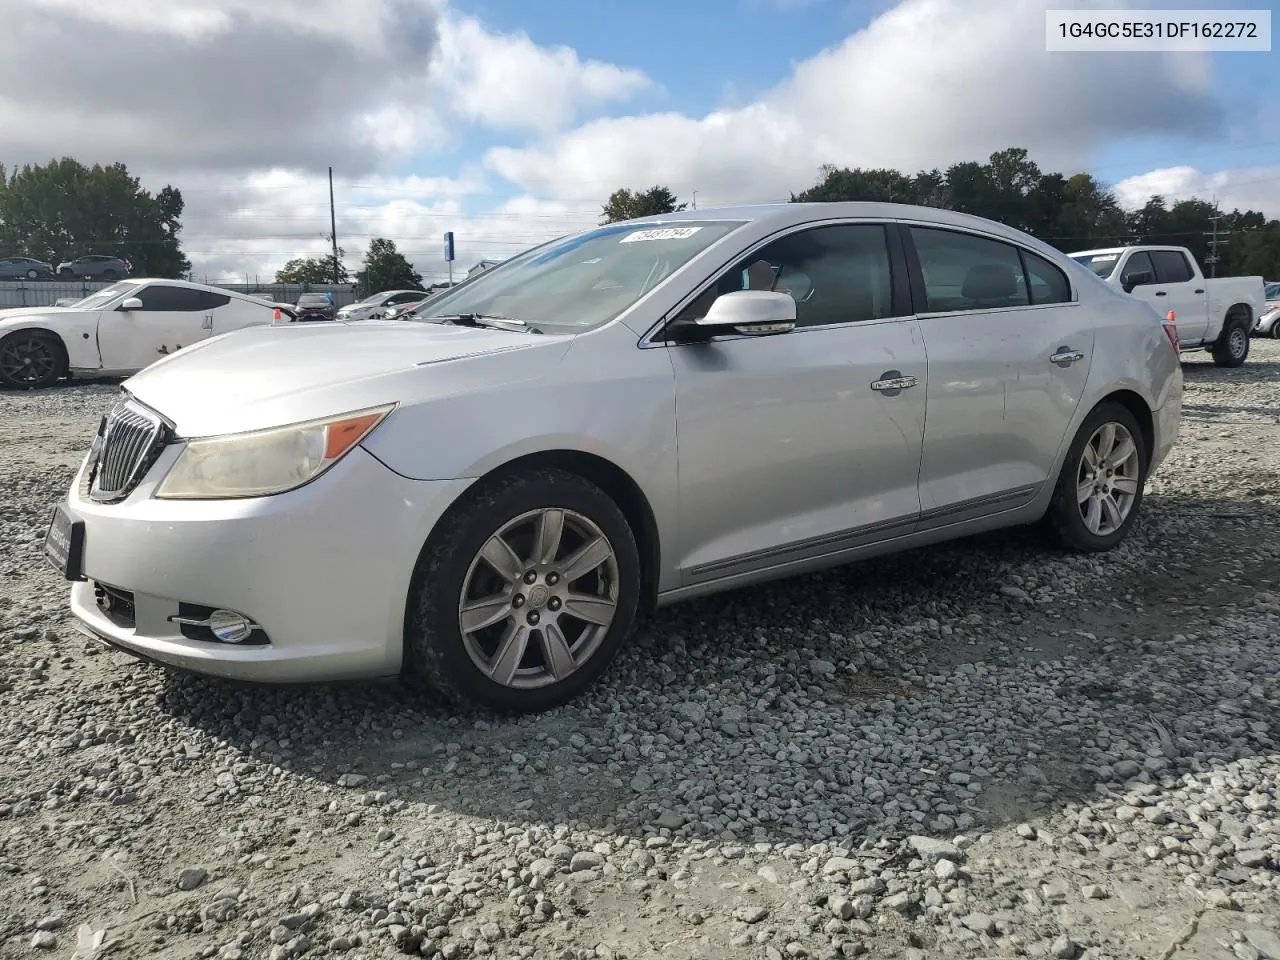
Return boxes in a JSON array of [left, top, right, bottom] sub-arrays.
[[47, 202, 1183, 712]]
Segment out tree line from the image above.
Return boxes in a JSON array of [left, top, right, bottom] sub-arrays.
[[602, 148, 1280, 279], [4, 151, 1275, 296]]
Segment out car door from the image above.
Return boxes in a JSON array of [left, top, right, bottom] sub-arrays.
[[1146, 249, 1207, 342], [97, 283, 217, 372], [664, 221, 928, 586], [0, 259, 18, 280], [902, 224, 1095, 529]]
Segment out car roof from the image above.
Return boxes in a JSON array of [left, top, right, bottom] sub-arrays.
[[620, 201, 1068, 256]]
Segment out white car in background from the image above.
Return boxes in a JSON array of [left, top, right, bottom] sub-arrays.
[[336, 289, 428, 321], [1255, 281, 1280, 338], [0, 279, 289, 389]]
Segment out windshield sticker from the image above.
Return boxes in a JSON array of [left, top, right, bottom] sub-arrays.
[[1092, 254, 1118, 262], [620, 227, 703, 243]]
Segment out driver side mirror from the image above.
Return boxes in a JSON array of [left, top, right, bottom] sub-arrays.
[[672, 290, 797, 341], [1122, 270, 1154, 294], [118, 297, 143, 311]]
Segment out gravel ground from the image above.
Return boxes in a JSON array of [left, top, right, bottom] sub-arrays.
[[1, 343, 1278, 960]]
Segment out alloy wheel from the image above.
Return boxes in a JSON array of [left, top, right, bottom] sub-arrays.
[[1076, 421, 1141, 536], [0, 335, 57, 385], [458, 507, 619, 689]]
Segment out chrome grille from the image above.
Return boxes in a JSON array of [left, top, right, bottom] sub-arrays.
[[89, 399, 168, 503]]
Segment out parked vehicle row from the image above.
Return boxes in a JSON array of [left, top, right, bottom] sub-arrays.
[[45, 201, 1184, 714], [1068, 245, 1266, 366], [0, 254, 135, 282]]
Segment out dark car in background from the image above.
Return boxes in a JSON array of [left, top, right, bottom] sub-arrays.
[[295, 292, 338, 321], [0, 257, 56, 280], [56, 255, 133, 280]]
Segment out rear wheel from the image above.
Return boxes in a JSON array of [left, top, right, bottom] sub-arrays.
[[1045, 402, 1148, 553], [404, 468, 641, 713], [25, 269, 37, 280], [0, 330, 66, 389], [1212, 317, 1250, 367]]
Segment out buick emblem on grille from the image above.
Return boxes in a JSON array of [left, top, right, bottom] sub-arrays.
[[88, 399, 168, 503]]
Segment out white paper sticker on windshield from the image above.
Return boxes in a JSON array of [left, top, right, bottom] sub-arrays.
[[619, 227, 703, 243], [1092, 254, 1118, 262]]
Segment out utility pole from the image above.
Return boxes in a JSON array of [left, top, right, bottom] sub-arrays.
[[328, 166, 339, 285], [1204, 195, 1227, 279]]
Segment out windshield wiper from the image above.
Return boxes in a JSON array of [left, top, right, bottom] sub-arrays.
[[429, 313, 530, 332]]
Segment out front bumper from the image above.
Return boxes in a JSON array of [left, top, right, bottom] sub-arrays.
[[62, 442, 472, 683]]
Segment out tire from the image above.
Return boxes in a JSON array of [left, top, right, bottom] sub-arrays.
[[25, 269, 37, 280], [58, 268, 72, 279], [404, 467, 641, 713], [0, 330, 67, 390], [1271, 322, 1280, 340], [1044, 401, 1149, 553], [1212, 317, 1250, 367]]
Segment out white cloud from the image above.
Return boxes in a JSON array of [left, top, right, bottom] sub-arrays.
[[1, 0, 651, 177], [1112, 166, 1280, 218], [484, 0, 1220, 205], [174, 170, 599, 284], [433, 16, 653, 134]]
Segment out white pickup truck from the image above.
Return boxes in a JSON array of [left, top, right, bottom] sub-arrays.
[[1069, 245, 1267, 367]]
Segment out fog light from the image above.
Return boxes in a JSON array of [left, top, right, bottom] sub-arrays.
[[208, 609, 254, 644]]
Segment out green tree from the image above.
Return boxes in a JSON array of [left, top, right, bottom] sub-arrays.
[[276, 249, 349, 284], [0, 157, 190, 276], [600, 185, 686, 224], [356, 238, 422, 294]]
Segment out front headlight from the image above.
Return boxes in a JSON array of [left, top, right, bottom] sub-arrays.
[[154, 404, 396, 500]]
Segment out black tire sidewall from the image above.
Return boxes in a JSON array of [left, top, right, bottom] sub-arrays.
[[0, 331, 65, 390], [406, 469, 641, 713], [1214, 319, 1249, 366], [1048, 402, 1149, 553]]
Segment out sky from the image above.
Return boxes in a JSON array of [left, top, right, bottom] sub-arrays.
[[0, 0, 1276, 284]]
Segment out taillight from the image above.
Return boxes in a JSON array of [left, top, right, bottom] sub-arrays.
[[1161, 310, 1179, 353]]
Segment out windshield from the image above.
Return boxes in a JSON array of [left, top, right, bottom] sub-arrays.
[[1069, 253, 1121, 279], [1265, 282, 1280, 301], [414, 220, 748, 331], [65, 280, 140, 310], [298, 294, 331, 306]]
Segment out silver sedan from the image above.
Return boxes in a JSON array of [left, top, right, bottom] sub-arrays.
[[46, 202, 1183, 713]]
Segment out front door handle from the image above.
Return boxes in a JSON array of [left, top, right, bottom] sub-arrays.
[[870, 371, 918, 394], [1194, 288, 1204, 294], [1050, 348, 1085, 366], [1154, 291, 1167, 296]]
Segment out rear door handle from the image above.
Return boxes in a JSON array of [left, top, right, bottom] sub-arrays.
[[1154, 291, 1167, 296], [870, 371, 918, 394], [1050, 349, 1084, 365]]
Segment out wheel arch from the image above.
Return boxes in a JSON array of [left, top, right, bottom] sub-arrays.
[[1225, 302, 1254, 325], [407, 448, 663, 620], [1096, 388, 1155, 463]]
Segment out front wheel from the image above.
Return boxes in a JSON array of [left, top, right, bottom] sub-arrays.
[[1212, 318, 1250, 367], [1044, 402, 1148, 553], [404, 468, 641, 713], [0, 330, 66, 389]]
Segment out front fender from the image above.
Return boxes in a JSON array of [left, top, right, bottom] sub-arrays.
[[0, 314, 101, 370]]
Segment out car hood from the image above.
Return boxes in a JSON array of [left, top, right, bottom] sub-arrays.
[[0, 307, 88, 327], [123, 319, 569, 437]]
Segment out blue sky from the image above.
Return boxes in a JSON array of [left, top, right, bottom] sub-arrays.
[[438, 0, 1275, 193]]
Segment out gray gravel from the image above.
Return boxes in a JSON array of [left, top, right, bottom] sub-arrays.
[[1, 346, 1279, 960]]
